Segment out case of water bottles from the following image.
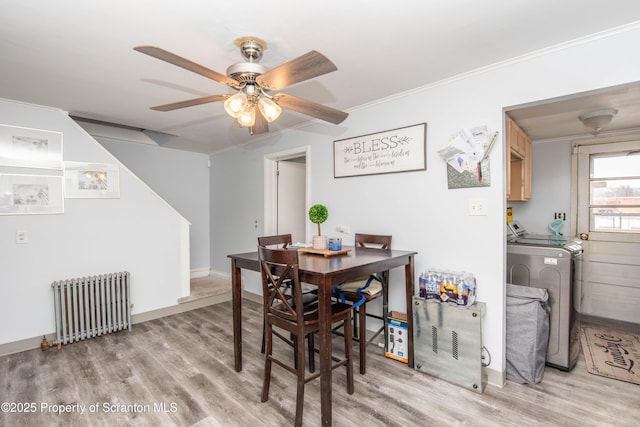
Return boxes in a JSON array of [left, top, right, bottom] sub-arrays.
[[418, 269, 477, 307]]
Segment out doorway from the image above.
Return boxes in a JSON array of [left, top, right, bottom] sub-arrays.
[[504, 81, 640, 326], [264, 146, 310, 243]]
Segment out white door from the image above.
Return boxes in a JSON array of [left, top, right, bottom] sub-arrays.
[[276, 159, 306, 243], [575, 138, 640, 323]]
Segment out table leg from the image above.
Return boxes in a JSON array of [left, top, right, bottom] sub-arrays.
[[231, 258, 243, 372], [382, 270, 390, 353], [318, 279, 332, 426], [405, 255, 415, 368]]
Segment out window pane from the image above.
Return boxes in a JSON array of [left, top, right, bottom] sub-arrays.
[[590, 179, 640, 204], [591, 153, 640, 178], [591, 207, 640, 232], [589, 152, 640, 233]]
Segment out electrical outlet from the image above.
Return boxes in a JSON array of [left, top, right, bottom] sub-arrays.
[[336, 225, 351, 233], [554, 212, 566, 220], [16, 230, 28, 244], [469, 198, 488, 216]]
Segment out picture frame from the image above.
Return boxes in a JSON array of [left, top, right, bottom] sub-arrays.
[[0, 173, 64, 215], [0, 124, 63, 169], [64, 161, 120, 198], [333, 123, 427, 178]]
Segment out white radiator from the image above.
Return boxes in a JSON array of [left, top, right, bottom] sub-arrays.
[[51, 271, 131, 347]]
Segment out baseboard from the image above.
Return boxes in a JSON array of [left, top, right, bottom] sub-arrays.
[[132, 292, 231, 323], [209, 269, 232, 281], [0, 333, 58, 357], [242, 290, 262, 304], [0, 292, 232, 357], [485, 366, 505, 388], [190, 268, 211, 279]]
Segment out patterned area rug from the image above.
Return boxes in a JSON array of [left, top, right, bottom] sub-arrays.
[[580, 327, 640, 385]]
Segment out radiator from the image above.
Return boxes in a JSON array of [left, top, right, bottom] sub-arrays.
[[51, 271, 131, 347]]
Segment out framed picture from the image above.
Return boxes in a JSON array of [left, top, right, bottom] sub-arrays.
[[0, 174, 64, 215], [0, 124, 63, 169], [333, 123, 427, 178], [64, 161, 120, 198]]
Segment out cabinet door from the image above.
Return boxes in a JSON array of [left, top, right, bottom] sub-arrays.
[[523, 135, 532, 200], [505, 114, 532, 201], [506, 117, 512, 198]]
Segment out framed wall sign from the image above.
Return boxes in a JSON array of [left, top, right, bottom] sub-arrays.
[[64, 161, 120, 198], [0, 124, 63, 169], [333, 123, 426, 178], [0, 173, 64, 215]]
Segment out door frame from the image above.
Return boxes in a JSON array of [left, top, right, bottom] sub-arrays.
[[263, 145, 311, 239]]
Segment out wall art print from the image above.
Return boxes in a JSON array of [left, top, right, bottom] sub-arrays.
[[0, 124, 63, 169], [0, 173, 64, 215], [333, 123, 426, 178], [64, 161, 120, 198]]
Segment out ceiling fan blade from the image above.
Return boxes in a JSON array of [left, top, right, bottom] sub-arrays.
[[134, 45, 240, 89], [150, 94, 229, 112], [257, 51, 337, 91], [250, 108, 269, 135], [275, 94, 348, 124]]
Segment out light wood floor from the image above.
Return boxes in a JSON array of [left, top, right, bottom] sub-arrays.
[[1, 299, 638, 427]]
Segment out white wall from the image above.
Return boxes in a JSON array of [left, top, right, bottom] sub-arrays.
[[98, 138, 210, 274], [210, 24, 640, 383], [510, 140, 573, 235], [0, 100, 190, 349]]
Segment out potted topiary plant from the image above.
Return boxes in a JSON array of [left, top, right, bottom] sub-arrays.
[[309, 203, 329, 250]]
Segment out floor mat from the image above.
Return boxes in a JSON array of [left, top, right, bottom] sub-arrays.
[[580, 327, 640, 385]]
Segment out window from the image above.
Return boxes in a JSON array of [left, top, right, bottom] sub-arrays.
[[589, 151, 640, 232]]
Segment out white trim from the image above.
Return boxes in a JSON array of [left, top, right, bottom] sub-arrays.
[[263, 146, 311, 240], [190, 268, 211, 279]]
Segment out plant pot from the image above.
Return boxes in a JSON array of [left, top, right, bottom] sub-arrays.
[[312, 235, 328, 250]]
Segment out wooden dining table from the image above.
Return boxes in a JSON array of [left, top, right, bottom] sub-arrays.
[[228, 245, 417, 426]]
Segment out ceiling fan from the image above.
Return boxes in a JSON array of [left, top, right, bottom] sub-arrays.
[[134, 36, 348, 135]]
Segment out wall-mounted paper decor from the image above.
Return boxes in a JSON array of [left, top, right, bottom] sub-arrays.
[[0, 173, 64, 215], [0, 124, 63, 169], [64, 162, 120, 198], [333, 123, 426, 178], [437, 126, 498, 189]]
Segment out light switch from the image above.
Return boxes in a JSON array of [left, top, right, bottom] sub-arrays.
[[468, 198, 488, 216], [16, 230, 28, 244]]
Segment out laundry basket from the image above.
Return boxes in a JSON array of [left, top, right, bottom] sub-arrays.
[[506, 283, 550, 384]]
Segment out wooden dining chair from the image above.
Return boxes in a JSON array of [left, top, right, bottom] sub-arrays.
[[259, 246, 354, 427], [335, 233, 392, 374], [257, 234, 318, 371]]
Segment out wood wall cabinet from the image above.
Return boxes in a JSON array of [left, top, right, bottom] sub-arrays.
[[506, 114, 532, 201]]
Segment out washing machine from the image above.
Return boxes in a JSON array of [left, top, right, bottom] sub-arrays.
[[506, 221, 583, 371]]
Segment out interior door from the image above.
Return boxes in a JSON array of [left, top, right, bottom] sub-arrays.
[[276, 159, 306, 243], [575, 138, 640, 323]]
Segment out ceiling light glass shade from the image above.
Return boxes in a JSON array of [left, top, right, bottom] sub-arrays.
[[257, 96, 282, 122], [578, 108, 618, 135], [237, 105, 256, 127], [224, 92, 247, 118]]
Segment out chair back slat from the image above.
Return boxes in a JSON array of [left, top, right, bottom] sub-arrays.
[[258, 234, 292, 249], [355, 233, 392, 250], [258, 246, 303, 323]]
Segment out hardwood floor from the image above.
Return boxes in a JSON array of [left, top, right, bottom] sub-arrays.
[[1, 299, 638, 426]]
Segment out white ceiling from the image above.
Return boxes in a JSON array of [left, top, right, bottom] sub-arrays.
[[2, 1, 640, 153]]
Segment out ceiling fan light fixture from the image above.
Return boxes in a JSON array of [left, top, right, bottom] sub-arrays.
[[258, 96, 282, 122], [224, 92, 247, 118], [578, 108, 618, 135], [237, 104, 256, 127]]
